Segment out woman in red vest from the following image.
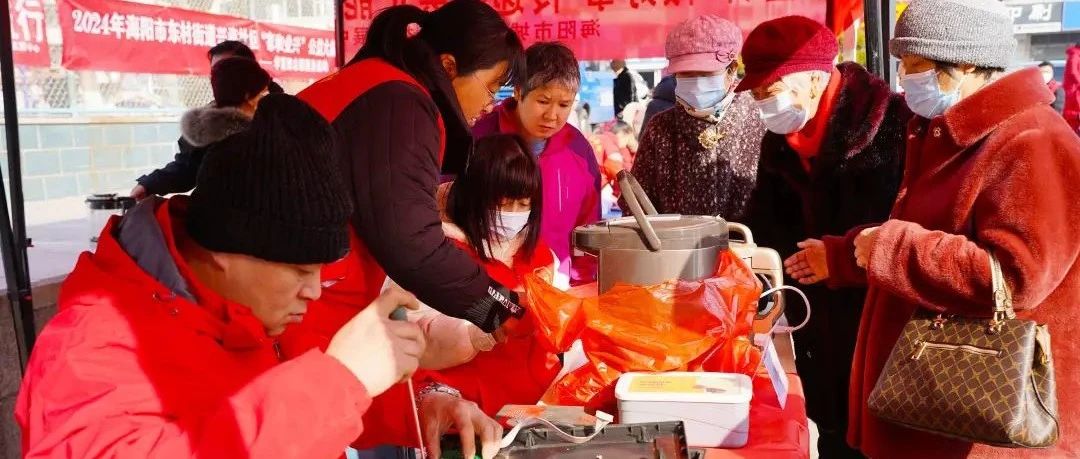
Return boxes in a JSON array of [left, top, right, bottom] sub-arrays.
[[287, 2, 526, 458], [412, 134, 562, 422], [295, 0, 527, 339]]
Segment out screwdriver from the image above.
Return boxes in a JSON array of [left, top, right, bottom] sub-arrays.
[[391, 306, 427, 459]]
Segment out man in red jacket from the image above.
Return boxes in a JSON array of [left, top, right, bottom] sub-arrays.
[[15, 95, 428, 458]]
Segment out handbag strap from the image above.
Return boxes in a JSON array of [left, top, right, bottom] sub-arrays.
[[988, 251, 1017, 321]]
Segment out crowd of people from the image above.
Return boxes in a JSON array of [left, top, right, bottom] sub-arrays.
[[12, 0, 1080, 458]]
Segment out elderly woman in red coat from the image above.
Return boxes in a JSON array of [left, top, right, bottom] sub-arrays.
[[818, 1, 1080, 457]]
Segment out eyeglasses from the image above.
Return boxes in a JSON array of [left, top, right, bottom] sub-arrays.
[[473, 74, 498, 107]]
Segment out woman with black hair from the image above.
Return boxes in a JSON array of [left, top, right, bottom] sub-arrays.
[[297, 0, 526, 335], [287, 1, 526, 457], [407, 135, 561, 430], [444, 134, 548, 273]]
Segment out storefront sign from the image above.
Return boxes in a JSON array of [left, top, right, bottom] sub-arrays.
[[1006, 1, 1064, 34], [58, 0, 335, 78], [341, 0, 826, 61], [10, 0, 50, 67]]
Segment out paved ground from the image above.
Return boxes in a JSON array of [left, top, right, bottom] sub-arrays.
[[0, 217, 89, 284]]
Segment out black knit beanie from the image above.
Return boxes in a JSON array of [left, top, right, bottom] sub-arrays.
[[186, 94, 352, 264]]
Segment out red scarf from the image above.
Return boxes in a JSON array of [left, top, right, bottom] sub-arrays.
[[785, 68, 843, 172]]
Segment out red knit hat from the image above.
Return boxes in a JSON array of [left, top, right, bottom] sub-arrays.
[[735, 16, 839, 92]]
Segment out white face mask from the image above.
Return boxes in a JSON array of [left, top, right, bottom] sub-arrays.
[[675, 74, 729, 111], [900, 69, 964, 119], [493, 210, 530, 241], [756, 92, 809, 134]]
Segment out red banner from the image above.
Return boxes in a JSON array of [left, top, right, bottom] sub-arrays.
[[256, 22, 336, 79], [58, 0, 335, 78], [10, 0, 50, 67], [342, 0, 826, 62], [827, 0, 863, 35]]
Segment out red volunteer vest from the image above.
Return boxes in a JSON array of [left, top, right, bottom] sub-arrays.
[[283, 59, 447, 354], [280, 62, 456, 449]]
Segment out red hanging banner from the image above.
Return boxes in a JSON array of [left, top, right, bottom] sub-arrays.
[[254, 22, 336, 79], [10, 0, 50, 67], [59, 0, 252, 75], [58, 0, 335, 78], [341, 0, 826, 62]]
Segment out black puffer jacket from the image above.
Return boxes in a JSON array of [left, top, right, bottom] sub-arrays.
[[641, 75, 676, 131], [747, 62, 912, 433], [136, 105, 251, 195], [613, 69, 637, 117]]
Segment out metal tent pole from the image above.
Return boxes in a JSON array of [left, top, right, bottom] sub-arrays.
[[864, 0, 886, 79], [335, 0, 346, 68], [881, 0, 898, 89], [0, 0, 37, 369]]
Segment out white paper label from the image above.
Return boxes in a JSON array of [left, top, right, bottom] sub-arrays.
[[763, 340, 790, 409]]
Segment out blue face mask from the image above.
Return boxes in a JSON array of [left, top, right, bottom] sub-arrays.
[[675, 75, 729, 111], [900, 69, 964, 119]]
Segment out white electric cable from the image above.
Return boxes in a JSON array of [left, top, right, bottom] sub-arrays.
[[759, 285, 811, 334], [498, 411, 614, 449]]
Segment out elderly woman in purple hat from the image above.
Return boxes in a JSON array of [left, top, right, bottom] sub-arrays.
[[631, 15, 765, 221]]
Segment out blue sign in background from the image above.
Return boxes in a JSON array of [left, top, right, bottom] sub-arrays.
[[1064, 1, 1080, 30], [579, 64, 615, 125], [492, 63, 616, 128]]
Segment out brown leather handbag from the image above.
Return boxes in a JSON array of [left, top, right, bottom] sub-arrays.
[[867, 252, 1059, 448]]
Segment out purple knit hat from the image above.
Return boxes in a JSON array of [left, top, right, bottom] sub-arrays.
[[665, 15, 743, 74]]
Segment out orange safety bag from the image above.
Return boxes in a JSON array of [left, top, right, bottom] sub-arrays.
[[523, 250, 763, 412]]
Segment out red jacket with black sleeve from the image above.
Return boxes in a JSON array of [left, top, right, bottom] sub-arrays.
[[296, 58, 521, 335]]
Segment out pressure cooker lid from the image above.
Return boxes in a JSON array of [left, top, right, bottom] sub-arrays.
[[574, 215, 728, 251]]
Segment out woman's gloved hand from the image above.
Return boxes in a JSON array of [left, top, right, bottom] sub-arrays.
[[470, 281, 524, 333]]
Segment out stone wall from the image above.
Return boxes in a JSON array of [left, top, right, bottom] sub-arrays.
[[2, 119, 182, 226], [10, 121, 180, 200]]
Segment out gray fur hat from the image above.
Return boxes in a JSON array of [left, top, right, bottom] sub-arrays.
[[890, 0, 1017, 69]]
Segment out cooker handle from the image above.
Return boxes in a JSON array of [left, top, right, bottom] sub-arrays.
[[616, 170, 662, 251]]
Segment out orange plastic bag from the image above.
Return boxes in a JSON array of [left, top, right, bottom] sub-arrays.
[[524, 250, 762, 412], [522, 274, 591, 353]]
